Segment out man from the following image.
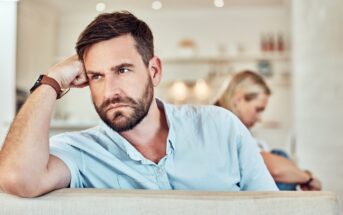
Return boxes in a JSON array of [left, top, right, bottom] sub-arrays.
[[0, 11, 277, 197]]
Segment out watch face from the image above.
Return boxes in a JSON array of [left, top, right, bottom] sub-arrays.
[[30, 74, 44, 93]]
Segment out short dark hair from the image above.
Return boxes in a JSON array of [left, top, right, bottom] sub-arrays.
[[76, 11, 154, 67]]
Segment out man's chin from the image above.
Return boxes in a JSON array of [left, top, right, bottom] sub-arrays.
[[105, 120, 133, 132], [103, 113, 136, 132]]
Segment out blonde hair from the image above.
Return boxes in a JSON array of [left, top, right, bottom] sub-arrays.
[[216, 70, 271, 112]]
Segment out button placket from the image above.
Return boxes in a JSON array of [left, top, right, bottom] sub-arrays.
[[156, 166, 164, 177], [154, 165, 169, 189]]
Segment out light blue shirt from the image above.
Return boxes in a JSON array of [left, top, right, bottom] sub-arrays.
[[50, 100, 278, 191]]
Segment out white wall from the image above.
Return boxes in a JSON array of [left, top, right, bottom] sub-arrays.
[[0, 1, 17, 144], [292, 0, 343, 201], [56, 8, 290, 77], [16, 0, 58, 90]]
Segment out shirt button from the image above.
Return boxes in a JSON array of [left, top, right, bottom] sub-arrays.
[[157, 167, 164, 176]]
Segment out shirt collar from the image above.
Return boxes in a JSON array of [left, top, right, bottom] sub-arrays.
[[100, 121, 144, 161], [157, 99, 176, 152]]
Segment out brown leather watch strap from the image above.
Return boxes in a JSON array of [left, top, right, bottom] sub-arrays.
[[39, 75, 62, 99], [30, 74, 69, 99]]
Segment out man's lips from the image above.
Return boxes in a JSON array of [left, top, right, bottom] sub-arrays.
[[105, 104, 129, 112]]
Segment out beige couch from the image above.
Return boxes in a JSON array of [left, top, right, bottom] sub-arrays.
[[0, 189, 340, 215]]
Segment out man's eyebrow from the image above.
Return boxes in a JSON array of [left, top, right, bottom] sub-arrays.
[[86, 63, 134, 75], [86, 70, 101, 75], [111, 63, 134, 72]]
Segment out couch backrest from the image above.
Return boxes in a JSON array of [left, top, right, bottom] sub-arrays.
[[0, 189, 341, 215]]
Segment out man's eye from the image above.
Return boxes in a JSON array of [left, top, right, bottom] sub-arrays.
[[118, 68, 129, 74], [91, 74, 101, 80]]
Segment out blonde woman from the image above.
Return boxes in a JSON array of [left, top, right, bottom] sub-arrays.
[[215, 70, 321, 191]]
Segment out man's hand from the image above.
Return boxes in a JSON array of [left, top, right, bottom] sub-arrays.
[[47, 55, 88, 89]]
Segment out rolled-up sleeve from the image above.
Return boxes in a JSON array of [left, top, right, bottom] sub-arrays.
[[237, 126, 279, 191], [50, 135, 84, 188]]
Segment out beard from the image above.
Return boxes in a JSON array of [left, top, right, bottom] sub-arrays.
[[93, 76, 154, 132]]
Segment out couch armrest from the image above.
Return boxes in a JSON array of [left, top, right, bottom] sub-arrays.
[[0, 189, 340, 215]]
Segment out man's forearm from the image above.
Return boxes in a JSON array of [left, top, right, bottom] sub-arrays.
[[0, 55, 87, 197], [0, 85, 57, 190]]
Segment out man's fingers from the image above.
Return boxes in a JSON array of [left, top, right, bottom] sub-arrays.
[[70, 73, 89, 88], [70, 81, 89, 88]]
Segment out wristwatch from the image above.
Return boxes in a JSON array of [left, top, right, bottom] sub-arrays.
[[30, 74, 66, 99]]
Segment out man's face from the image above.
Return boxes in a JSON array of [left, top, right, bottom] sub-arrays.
[[84, 34, 154, 132]]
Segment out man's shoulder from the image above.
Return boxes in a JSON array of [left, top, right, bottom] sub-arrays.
[[166, 105, 244, 133], [167, 103, 236, 120]]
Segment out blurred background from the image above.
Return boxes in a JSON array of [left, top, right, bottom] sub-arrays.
[[0, 0, 342, 201]]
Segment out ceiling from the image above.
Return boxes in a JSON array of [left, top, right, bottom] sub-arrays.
[[29, 0, 288, 14]]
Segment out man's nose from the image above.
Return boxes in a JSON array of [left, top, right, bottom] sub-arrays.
[[103, 76, 121, 99]]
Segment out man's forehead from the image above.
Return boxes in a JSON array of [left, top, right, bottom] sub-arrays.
[[86, 35, 135, 54], [83, 36, 141, 68]]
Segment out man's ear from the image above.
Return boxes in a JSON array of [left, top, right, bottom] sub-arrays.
[[148, 57, 162, 87]]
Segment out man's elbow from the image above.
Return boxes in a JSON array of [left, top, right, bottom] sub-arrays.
[[0, 171, 43, 198]]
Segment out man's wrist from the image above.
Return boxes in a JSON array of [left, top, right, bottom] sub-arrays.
[[30, 74, 67, 99], [49, 74, 71, 99], [46, 73, 62, 88]]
